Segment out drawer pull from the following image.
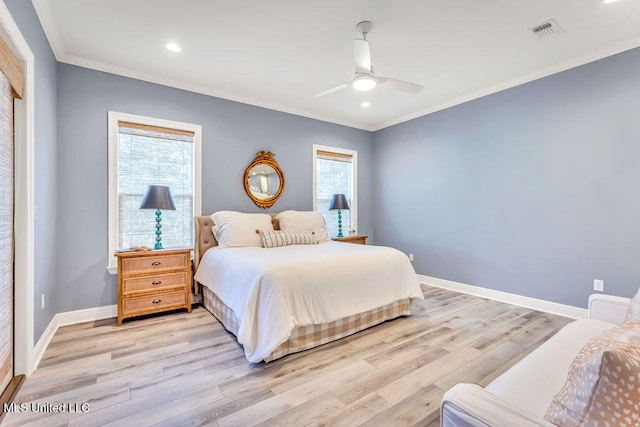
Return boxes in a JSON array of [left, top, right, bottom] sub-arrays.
[[151, 261, 161, 266], [152, 280, 162, 285], [152, 299, 162, 304]]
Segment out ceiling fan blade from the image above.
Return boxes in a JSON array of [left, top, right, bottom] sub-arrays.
[[376, 77, 423, 93], [313, 82, 350, 97], [352, 38, 372, 73]]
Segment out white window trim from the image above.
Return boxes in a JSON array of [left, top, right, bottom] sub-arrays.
[[107, 111, 202, 274], [312, 144, 358, 233]]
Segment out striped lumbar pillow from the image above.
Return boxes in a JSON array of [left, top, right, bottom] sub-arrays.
[[257, 230, 317, 248]]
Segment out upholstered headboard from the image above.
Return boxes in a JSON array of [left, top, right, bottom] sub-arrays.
[[193, 213, 280, 274]]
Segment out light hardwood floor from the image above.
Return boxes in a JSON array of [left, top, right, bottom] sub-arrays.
[[4, 285, 572, 426]]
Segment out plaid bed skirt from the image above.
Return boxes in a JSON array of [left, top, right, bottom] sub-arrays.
[[202, 286, 412, 362]]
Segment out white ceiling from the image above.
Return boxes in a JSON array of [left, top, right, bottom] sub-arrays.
[[33, 0, 640, 131]]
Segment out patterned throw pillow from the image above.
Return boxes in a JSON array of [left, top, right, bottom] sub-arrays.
[[258, 230, 317, 248], [625, 288, 640, 322], [544, 320, 640, 427]]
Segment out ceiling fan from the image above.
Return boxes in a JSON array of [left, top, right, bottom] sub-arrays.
[[313, 21, 423, 98]]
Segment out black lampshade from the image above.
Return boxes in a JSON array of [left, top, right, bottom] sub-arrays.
[[139, 185, 176, 210], [328, 193, 350, 211]]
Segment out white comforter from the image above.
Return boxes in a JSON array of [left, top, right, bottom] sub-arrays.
[[194, 241, 423, 362]]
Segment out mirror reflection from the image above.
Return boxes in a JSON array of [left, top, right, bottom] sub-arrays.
[[248, 164, 280, 200], [244, 151, 285, 208]]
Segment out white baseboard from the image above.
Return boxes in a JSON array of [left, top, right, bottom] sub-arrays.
[[418, 274, 587, 320], [56, 304, 117, 327], [32, 305, 117, 372]]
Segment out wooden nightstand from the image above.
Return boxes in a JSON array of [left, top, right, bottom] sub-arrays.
[[332, 235, 368, 245], [115, 248, 192, 325]]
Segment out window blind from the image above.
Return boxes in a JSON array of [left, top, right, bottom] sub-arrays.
[[0, 72, 14, 390], [117, 121, 195, 141], [117, 121, 195, 250], [315, 151, 354, 237], [0, 35, 24, 99], [0, 32, 22, 392], [316, 150, 353, 163]]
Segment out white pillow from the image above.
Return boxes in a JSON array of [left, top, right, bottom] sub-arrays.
[[210, 211, 274, 248], [275, 210, 330, 242]]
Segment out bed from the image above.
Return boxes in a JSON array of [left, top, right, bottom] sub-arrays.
[[193, 211, 424, 363]]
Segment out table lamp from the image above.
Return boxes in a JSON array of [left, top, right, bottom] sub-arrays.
[[139, 185, 176, 250], [328, 193, 350, 237]]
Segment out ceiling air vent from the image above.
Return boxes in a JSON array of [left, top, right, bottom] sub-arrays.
[[529, 19, 565, 39]]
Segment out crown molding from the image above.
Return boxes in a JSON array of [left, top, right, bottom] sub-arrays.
[[31, 0, 65, 59], [59, 51, 378, 132], [31, 0, 640, 132]]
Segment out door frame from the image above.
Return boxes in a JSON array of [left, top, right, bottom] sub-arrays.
[[0, 2, 36, 376]]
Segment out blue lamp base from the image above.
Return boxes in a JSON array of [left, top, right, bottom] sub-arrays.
[[154, 209, 163, 250], [337, 209, 344, 237]]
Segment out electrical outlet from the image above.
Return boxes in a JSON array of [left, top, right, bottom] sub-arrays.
[[593, 279, 604, 292], [41, 294, 45, 309], [408, 253, 414, 262]]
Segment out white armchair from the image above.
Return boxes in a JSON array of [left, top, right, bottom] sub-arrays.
[[440, 294, 631, 427], [587, 293, 630, 324]]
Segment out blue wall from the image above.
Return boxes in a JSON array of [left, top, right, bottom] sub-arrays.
[[5, 0, 59, 341], [372, 47, 640, 307], [7, 0, 640, 337], [56, 64, 373, 313]]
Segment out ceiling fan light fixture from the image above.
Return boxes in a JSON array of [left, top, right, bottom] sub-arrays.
[[165, 43, 181, 52], [352, 76, 376, 91], [314, 21, 421, 98]]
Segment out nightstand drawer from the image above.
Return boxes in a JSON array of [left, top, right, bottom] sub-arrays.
[[122, 291, 189, 317], [121, 253, 189, 275], [122, 272, 188, 295]]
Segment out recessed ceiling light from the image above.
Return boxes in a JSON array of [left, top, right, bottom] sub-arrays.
[[165, 43, 181, 52], [361, 101, 371, 108], [603, 0, 619, 3]]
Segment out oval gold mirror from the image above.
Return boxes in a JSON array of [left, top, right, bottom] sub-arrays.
[[244, 151, 285, 208]]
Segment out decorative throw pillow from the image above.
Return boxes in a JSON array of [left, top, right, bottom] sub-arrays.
[[624, 288, 640, 322], [544, 320, 640, 427], [257, 230, 317, 248], [275, 210, 331, 242], [210, 211, 274, 248]]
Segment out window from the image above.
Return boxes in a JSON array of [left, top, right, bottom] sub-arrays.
[[313, 145, 357, 237], [108, 112, 202, 271]]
